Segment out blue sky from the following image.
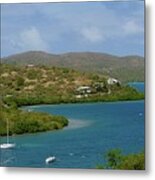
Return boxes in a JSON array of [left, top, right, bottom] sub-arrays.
[[1, 1, 144, 57]]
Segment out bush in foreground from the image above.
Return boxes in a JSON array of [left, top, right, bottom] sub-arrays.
[[97, 149, 145, 170]]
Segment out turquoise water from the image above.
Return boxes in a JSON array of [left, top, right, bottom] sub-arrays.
[[128, 82, 145, 93], [0, 83, 145, 168]]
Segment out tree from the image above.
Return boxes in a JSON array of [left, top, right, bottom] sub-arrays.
[[103, 149, 122, 169], [97, 149, 145, 170]]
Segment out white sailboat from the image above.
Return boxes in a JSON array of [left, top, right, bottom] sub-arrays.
[[0, 119, 15, 149]]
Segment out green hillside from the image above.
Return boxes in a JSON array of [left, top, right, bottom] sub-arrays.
[[0, 64, 144, 136]]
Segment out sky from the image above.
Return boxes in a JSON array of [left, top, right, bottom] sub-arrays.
[[1, 1, 144, 57]]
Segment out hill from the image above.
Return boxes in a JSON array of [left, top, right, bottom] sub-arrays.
[[0, 63, 144, 106], [0, 64, 144, 135], [1, 51, 144, 82]]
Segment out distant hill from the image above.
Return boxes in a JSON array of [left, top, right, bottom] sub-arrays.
[[1, 51, 144, 82]]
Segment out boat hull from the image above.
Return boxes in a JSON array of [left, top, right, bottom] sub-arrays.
[[0, 143, 16, 149], [45, 156, 56, 164]]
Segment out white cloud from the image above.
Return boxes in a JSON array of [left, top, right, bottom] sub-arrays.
[[80, 27, 104, 43], [19, 27, 48, 51], [1, 2, 144, 56], [123, 20, 143, 35]]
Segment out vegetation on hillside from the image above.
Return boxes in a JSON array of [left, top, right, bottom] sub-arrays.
[[0, 104, 68, 136], [0, 64, 144, 135], [0, 64, 144, 106], [97, 149, 145, 170]]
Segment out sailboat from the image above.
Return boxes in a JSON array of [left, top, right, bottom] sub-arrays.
[[0, 119, 16, 149]]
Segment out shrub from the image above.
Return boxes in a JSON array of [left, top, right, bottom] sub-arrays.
[[97, 149, 145, 170]]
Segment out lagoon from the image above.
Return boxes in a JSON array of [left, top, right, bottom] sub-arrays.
[[1, 83, 145, 168]]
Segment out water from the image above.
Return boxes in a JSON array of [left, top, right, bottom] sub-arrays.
[[128, 82, 145, 93], [0, 82, 144, 168]]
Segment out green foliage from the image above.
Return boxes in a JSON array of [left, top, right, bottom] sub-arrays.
[[26, 69, 41, 79], [97, 149, 145, 170], [118, 152, 145, 170], [0, 107, 68, 136], [0, 64, 144, 108], [0, 64, 144, 135], [16, 76, 24, 87], [104, 149, 122, 169]]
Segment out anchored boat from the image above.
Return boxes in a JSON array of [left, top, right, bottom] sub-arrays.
[[45, 156, 56, 164], [0, 119, 16, 149]]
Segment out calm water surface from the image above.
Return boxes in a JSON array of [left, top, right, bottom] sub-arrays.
[[0, 83, 145, 168]]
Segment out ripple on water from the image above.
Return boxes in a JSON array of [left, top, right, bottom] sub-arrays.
[[64, 119, 92, 130]]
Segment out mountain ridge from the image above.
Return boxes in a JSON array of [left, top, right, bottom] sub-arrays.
[[1, 51, 144, 82]]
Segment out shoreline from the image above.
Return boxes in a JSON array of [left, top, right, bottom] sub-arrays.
[[1, 98, 144, 137], [21, 96, 145, 110], [1, 82, 144, 137], [15, 82, 144, 108], [0, 98, 144, 138], [0, 118, 91, 139], [22, 98, 145, 110]]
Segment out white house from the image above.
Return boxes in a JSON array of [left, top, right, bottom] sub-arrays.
[[107, 78, 120, 85], [76, 86, 92, 94]]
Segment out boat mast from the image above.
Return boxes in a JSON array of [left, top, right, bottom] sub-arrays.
[[6, 118, 9, 144]]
